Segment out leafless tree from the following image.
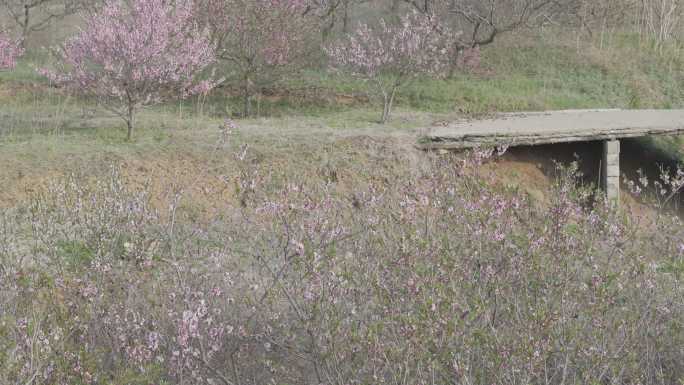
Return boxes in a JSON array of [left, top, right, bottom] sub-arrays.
[[0, 0, 84, 42], [407, 0, 564, 46], [305, 0, 369, 38], [400, 0, 565, 74], [562, 0, 681, 50], [565, 0, 636, 36], [637, 0, 682, 48]]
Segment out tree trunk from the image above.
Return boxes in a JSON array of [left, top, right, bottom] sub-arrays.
[[243, 90, 251, 118], [381, 85, 398, 124], [391, 0, 401, 14], [243, 73, 252, 117], [342, 0, 350, 34], [422, 0, 431, 13], [126, 105, 135, 141], [448, 48, 461, 79], [322, 17, 335, 41], [21, 5, 30, 42], [126, 121, 133, 141]]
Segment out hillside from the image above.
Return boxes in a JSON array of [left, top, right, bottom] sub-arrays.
[[4, 19, 684, 384], [1, 31, 683, 212]]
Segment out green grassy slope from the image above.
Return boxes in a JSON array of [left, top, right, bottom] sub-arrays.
[[5, 32, 684, 122]]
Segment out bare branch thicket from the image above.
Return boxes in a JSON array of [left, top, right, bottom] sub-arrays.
[[399, 0, 567, 74], [305, 0, 369, 38], [636, 0, 682, 48], [552, 0, 640, 50], [567, 0, 683, 49], [559, 0, 634, 34], [0, 0, 85, 42], [405, 0, 564, 47]]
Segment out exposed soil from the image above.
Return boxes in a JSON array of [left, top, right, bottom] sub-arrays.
[[486, 139, 684, 223], [1, 129, 680, 225]]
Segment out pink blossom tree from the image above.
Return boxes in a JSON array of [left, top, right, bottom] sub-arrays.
[[42, 0, 219, 140], [0, 33, 23, 69], [327, 11, 453, 123], [197, 0, 318, 117]]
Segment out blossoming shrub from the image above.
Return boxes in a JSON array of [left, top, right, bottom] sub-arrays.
[[2, 151, 684, 384]]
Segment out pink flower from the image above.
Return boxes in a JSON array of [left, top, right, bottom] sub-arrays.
[[326, 11, 453, 122], [0, 34, 23, 70]]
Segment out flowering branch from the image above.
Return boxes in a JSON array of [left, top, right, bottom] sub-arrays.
[[0, 33, 22, 70], [327, 11, 452, 123]]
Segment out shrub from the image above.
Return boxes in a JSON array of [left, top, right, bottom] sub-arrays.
[[2, 150, 684, 384]]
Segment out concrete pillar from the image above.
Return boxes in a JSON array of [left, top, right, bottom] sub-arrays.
[[602, 140, 620, 203]]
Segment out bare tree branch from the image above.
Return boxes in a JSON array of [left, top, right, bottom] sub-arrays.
[[0, 0, 85, 42]]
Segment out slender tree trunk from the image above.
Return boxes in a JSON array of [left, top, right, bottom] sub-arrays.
[[391, 0, 401, 15], [243, 90, 251, 118], [243, 73, 252, 117], [342, 0, 350, 34], [381, 85, 398, 124], [126, 121, 133, 141], [126, 104, 135, 141], [322, 13, 336, 41], [448, 48, 461, 79], [390, 0, 405, 22], [422, 0, 431, 13], [21, 5, 30, 42], [381, 92, 389, 123]]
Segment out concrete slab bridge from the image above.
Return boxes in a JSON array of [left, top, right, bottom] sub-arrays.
[[419, 109, 684, 202]]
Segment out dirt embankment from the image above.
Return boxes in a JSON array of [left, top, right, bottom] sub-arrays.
[[483, 139, 683, 223], [0, 133, 678, 225]]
